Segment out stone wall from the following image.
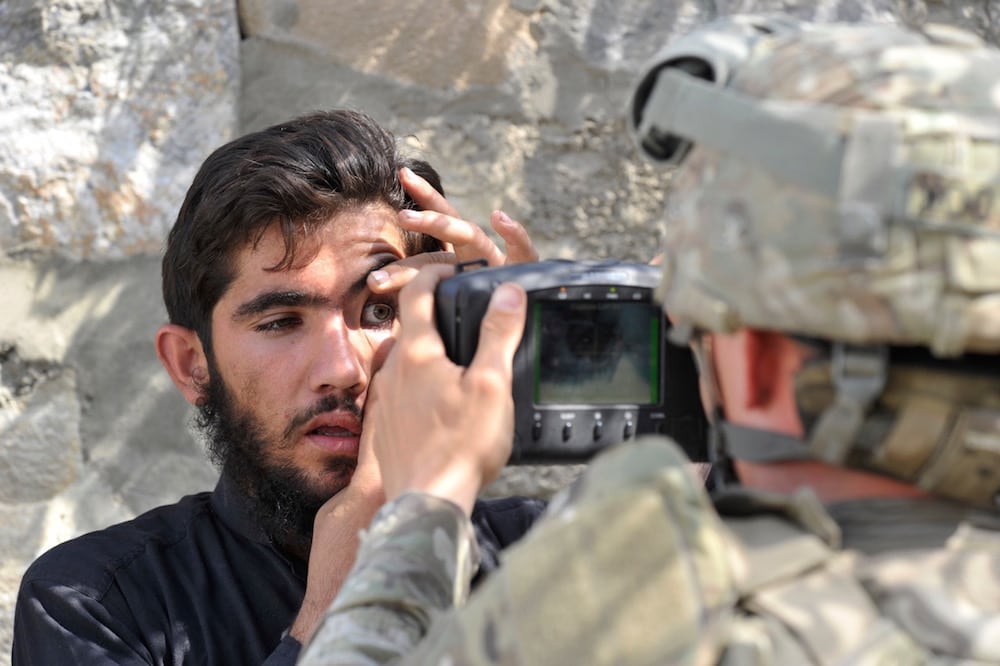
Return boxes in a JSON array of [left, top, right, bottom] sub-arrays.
[[2, 0, 997, 660], [0, 0, 239, 657]]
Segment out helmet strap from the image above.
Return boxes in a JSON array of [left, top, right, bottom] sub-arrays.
[[706, 407, 740, 490], [688, 333, 740, 490], [806, 343, 889, 465]]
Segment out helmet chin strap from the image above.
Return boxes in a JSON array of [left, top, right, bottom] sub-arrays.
[[806, 343, 889, 465], [717, 421, 811, 464], [686, 333, 741, 490], [706, 406, 740, 490]]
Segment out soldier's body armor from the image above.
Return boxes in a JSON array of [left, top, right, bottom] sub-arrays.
[[302, 437, 1000, 665]]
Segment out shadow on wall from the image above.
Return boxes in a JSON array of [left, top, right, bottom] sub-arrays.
[[2, 1, 233, 570], [11, 255, 216, 556], [0, 254, 217, 664], [1, 4, 238, 659], [56, 2, 226, 521]]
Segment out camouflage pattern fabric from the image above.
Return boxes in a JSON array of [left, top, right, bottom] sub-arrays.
[[633, 19, 1000, 357], [630, 16, 1000, 505], [298, 493, 480, 665], [401, 437, 737, 665], [298, 437, 739, 665], [715, 488, 1000, 665], [299, 437, 1000, 665]]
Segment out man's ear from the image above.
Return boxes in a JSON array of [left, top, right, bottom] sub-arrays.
[[156, 324, 209, 406]]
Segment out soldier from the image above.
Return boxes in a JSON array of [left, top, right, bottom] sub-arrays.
[[298, 16, 1000, 665]]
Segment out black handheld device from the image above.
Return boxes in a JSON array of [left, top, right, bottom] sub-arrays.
[[434, 259, 708, 463]]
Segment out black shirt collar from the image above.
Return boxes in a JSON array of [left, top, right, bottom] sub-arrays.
[[210, 471, 272, 545], [209, 471, 310, 578]]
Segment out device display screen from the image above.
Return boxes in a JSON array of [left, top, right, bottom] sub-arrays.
[[533, 300, 660, 405]]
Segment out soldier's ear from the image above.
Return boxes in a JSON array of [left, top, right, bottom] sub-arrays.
[[743, 329, 782, 409], [156, 324, 208, 406]]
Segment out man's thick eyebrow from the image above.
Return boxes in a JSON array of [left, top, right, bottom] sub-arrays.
[[232, 291, 331, 320]]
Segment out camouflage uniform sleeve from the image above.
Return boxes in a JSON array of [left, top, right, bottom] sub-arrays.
[[297, 492, 480, 666]]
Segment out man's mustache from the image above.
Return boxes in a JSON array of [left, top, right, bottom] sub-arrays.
[[281, 393, 363, 444]]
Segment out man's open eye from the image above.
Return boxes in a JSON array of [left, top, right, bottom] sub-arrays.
[[362, 302, 396, 326]]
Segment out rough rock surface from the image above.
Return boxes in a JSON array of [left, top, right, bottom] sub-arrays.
[[1, 0, 998, 661]]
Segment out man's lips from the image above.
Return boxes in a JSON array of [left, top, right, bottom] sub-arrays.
[[302, 412, 361, 456], [309, 425, 356, 437]]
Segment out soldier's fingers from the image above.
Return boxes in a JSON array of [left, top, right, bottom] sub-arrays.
[[394, 264, 455, 353], [368, 252, 457, 294], [491, 210, 538, 264], [467, 283, 527, 380], [398, 209, 506, 266], [400, 167, 461, 218]]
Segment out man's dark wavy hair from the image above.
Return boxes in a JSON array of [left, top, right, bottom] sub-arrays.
[[162, 109, 443, 354]]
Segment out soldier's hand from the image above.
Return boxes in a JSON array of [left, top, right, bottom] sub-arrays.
[[363, 264, 526, 514], [366, 167, 538, 294]]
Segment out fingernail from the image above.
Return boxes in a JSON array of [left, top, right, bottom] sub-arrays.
[[496, 210, 513, 225], [401, 166, 416, 179], [491, 283, 524, 312], [369, 269, 389, 285], [399, 209, 421, 222]]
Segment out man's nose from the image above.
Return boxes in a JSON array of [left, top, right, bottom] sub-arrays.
[[309, 317, 368, 395]]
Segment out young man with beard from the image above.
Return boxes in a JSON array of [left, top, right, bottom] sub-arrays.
[[11, 109, 543, 665]]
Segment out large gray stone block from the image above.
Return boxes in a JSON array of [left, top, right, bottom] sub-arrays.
[[0, 367, 81, 503], [0, 0, 239, 259]]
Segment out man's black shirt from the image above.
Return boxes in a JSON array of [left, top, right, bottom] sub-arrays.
[[12, 474, 545, 665]]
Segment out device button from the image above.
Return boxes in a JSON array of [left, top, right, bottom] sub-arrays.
[[532, 421, 543, 441], [592, 421, 603, 441], [623, 420, 634, 440], [562, 422, 573, 442]]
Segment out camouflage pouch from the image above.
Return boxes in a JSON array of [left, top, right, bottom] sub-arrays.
[[718, 491, 927, 665], [856, 520, 1000, 662]]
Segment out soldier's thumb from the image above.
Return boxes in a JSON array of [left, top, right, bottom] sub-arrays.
[[470, 283, 527, 374]]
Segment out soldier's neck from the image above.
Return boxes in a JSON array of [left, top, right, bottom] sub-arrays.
[[733, 459, 932, 504]]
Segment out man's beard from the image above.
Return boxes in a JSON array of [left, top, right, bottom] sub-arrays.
[[194, 358, 361, 553]]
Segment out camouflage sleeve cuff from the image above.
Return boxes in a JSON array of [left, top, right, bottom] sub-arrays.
[[298, 492, 480, 666]]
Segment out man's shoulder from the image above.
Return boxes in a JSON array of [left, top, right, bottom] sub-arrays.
[[471, 495, 546, 544], [469, 496, 546, 581], [20, 491, 215, 600]]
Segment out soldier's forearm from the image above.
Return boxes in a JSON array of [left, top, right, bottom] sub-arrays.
[[298, 493, 479, 666]]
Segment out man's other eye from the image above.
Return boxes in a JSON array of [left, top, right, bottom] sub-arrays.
[[362, 302, 396, 327], [253, 317, 301, 333]]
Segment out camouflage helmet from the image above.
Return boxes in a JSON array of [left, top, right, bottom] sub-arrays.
[[629, 16, 1000, 506], [630, 15, 1000, 357]]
